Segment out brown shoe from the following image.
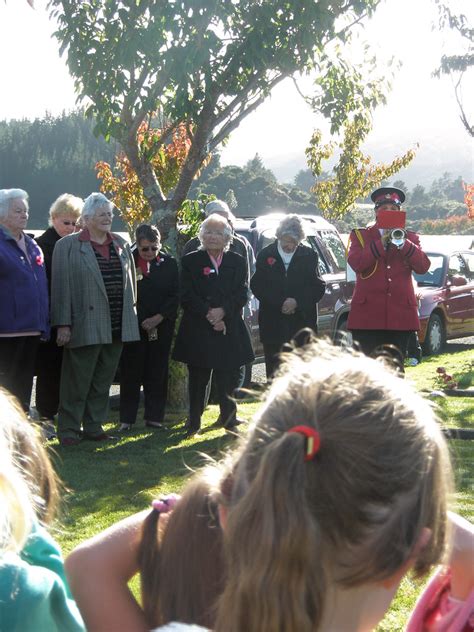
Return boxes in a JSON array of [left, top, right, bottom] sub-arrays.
[[60, 436, 81, 447]]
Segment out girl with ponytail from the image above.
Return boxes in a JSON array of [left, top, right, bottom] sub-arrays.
[[66, 340, 473, 632]]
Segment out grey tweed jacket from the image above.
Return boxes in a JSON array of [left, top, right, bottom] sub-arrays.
[[51, 232, 140, 348]]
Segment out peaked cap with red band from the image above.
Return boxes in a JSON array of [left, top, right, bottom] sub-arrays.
[[371, 187, 406, 208]]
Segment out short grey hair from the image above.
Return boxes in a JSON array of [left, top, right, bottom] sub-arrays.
[[205, 199, 235, 225], [0, 189, 29, 218], [198, 214, 233, 251], [275, 214, 305, 244], [82, 192, 114, 219]]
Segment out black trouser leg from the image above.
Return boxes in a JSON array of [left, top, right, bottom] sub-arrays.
[[188, 365, 212, 431], [0, 336, 40, 412], [35, 337, 63, 418], [351, 330, 411, 358], [119, 340, 144, 424], [143, 336, 172, 424], [263, 342, 282, 380], [214, 367, 240, 428]]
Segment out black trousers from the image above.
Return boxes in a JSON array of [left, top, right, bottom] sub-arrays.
[[188, 365, 240, 432], [35, 335, 63, 419], [263, 342, 284, 380], [0, 336, 40, 412], [351, 330, 411, 358], [119, 335, 172, 424]]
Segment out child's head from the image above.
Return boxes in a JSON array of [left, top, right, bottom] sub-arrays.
[[0, 390, 59, 555], [215, 341, 452, 632]]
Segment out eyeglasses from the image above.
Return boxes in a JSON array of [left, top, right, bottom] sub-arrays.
[[62, 221, 77, 226], [139, 245, 159, 252], [203, 230, 226, 237]]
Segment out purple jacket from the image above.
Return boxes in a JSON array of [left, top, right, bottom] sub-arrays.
[[0, 228, 49, 335]]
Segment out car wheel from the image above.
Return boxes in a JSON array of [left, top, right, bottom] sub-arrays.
[[422, 314, 445, 355], [334, 317, 353, 348]]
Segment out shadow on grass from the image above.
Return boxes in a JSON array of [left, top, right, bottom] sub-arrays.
[[50, 420, 238, 530]]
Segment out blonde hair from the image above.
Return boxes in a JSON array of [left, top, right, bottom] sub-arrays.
[[214, 340, 452, 632], [0, 390, 59, 555], [48, 193, 83, 225]]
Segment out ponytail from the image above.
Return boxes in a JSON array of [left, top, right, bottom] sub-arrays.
[[138, 476, 225, 629], [138, 509, 162, 627], [215, 429, 326, 632]]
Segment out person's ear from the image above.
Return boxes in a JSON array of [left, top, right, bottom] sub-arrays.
[[380, 528, 432, 589], [218, 503, 228, 531]]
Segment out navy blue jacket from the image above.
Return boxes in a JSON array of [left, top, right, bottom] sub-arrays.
[[0, 228, 49, 335]]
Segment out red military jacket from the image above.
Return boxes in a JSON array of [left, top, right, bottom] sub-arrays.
[[347, 225, 430, 331]]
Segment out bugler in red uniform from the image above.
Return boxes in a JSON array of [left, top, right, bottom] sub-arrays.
[[347, 187, 431, 357], [347, 225, 430, 330]]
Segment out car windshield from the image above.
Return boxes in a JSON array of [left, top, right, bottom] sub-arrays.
[[311, 230, 347, 274], [414, 254, 445, 287]]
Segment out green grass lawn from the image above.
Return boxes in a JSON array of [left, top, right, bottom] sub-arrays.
[[51, 346, 473, 631]]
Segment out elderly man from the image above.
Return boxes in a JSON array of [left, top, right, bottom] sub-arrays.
[[51, 193, 139, 446], [183, 199, 255, 281], [0, 189, 49, 412]]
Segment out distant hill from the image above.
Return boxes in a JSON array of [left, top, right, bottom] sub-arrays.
[[266, 134, 472, 187]]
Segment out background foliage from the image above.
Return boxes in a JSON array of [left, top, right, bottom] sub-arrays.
[[0, 111, 470, 233]]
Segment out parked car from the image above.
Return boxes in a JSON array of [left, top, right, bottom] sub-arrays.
[[235, 213, 355, 384], [414, 249, 474, 354]]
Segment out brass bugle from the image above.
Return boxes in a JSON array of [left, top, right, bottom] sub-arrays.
[[390, 228, 406, 247]]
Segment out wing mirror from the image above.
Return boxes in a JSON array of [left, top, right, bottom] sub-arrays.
[[448, 275, 468, 287]]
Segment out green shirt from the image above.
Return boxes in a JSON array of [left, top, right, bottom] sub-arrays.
[[0, 523, 85, 632]]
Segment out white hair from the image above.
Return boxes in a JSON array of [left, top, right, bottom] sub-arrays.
[[0, 189, 29, 218], [275, 214, 305, 243], [82, 192, 114, 219], [198, 214, 233, 251]]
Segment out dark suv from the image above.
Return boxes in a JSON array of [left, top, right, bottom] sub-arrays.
[[235, 213, 354, 383]]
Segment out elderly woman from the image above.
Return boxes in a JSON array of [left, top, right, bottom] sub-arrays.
[[173, 214, 254, 437], [119, 224, 179, 432], [51, 193, 139, 447], [35, 194, 83, 436], [250, 214, 326, 379], [0, 189, 48, 412]]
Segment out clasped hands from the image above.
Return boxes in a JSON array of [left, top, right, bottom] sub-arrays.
[[141, 313, 164, 332], [206, 307, 226, 334], [281, 297, 297, 315]]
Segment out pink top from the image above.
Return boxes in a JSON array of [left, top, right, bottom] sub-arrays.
[[406, 569, 474, 632]]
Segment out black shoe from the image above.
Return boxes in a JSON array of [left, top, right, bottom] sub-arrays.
[[224, 418, 244, 430], [82, 432, 118, 442], [185, 428, 201, 438], [145, 420, 164, 429], [118, 423, 133, 432]]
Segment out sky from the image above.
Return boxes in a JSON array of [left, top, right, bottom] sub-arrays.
[[0, 0, 473, 183]]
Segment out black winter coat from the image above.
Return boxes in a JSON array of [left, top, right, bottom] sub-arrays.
[[35, 227, 61, 295], [133, 249, 179, 341], [250, 241, 326, 346], [172, 249, 254, 370]]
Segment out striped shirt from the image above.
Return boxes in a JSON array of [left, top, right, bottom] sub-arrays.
[[94, 244, 123, 339]]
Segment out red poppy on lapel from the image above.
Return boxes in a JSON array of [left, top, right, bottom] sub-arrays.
[[267, 257, 276, 266], [203, 266, 215, 276], [36, 253, 44, 266]]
